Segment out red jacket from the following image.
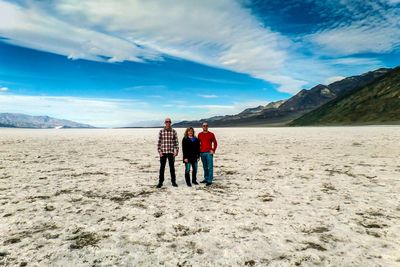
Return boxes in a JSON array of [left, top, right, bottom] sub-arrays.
[[198, 131, 218, 153]]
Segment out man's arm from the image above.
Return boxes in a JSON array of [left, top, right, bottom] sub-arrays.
[[157, 130, 163, 156], [211, 133, 218, 153], [173, 130, 179, 156]]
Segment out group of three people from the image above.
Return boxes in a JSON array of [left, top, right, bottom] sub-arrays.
[[157, 117, 218, 188]]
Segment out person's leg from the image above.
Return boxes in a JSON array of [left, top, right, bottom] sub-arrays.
[[207, 153, 214, 183], [192, 161, 198, 184], [185, 162, 191, 186], [167, 153, 177, 186], [200, 153, 209, 182], [158, 154, 167, 187]]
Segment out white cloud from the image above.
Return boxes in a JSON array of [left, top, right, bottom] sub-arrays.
[[0, 0, 305, 93], [186, 100, 279, 121], [1, 0, 396, 97], [307, 1, 400, 56], [310, 25, 400, 55], [326, 57, 382, 66], [230, 100, 272, 114], [0, 87, 9, 92], [162, 104, 173, 108], [123, 85, 167, 91], [260, 73, 308, 94], [0, 1, 160, 63], [198, 94, 218, 98], [160, 99, 272, 121], [0, 94, 155, 127]]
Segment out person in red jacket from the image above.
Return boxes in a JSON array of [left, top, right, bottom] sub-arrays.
[[198, 122, 218, 186]]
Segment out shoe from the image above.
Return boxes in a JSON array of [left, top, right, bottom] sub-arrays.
[[200, 180, 207, 183], [156, 183, 163, 188], [172, 183, 178, 187], [206, 182, 212, 186], [192, 181, 199, 185], [187, 184, 192, 187]]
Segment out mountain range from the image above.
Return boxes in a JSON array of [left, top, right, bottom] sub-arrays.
[[174, 67, 396, 127], [2, 67, 398, 128], [0, 113, 94, 129], [290, 67, 400, 126]]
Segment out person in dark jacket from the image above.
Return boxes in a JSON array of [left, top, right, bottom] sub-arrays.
[[182, 127, 200, 187]]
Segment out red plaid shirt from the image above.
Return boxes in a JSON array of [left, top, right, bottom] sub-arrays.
[[157, 127, 179, 154]]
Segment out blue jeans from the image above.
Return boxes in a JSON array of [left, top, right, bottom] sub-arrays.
[[200, 152, 213, 183], [185, 161, 198, 183]]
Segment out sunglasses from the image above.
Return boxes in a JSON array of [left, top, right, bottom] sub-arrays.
[[165, 121, 171, 123]]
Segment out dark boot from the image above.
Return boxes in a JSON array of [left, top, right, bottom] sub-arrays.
[[192, 169, 198, 184], [185, 172, 192, 187]]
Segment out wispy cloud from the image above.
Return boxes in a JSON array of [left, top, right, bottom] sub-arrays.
[[0, 0, 305, 93], [310, 26, 400, 55], [326, 57, 383, 66], [0, 86, 8, 92], [162, 104, 173, 108], [198, 94, 218, 98], [161, 99, 271, 117], [0, 1, 160, 63], [189, 76, 245, 85], [170, 100, 273, 121], [123, 85, 167, 91], [0, 94, 153, 127], [307, 0, 400, 56], [0, 0, 397, 99]]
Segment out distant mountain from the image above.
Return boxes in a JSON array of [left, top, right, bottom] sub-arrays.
[[0, 113, 94, 128], [173, 68, 391, 127], [290, 67, 400, 126]]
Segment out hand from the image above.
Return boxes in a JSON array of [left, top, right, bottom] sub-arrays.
[[173, 151, 178, 157], [210, 150, 214, 155], [184, 158, 188, 163], [159, 152, 163, 157]]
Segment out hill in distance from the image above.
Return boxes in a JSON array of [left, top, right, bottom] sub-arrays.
[[290, 67, 400, 126], [173, 68, 391, 127], [0, 113, 94, 129]]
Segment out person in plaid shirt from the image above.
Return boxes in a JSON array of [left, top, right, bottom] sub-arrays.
[[157, 117, 179, 188]]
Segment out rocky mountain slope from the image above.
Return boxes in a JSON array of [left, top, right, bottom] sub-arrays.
[[290, 67, 400, 126], [174, 68, 391, 127]]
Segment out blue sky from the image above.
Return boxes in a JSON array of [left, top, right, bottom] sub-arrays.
[[0, 0, 399, 127]]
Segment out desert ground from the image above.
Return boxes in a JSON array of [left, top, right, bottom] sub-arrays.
[[1, 127, 399, 266]]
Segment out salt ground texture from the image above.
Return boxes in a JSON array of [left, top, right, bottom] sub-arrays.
[[1, 127, 400, 266]]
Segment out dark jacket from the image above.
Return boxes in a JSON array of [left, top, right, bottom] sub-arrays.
[[182, 136, 200, 163]]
